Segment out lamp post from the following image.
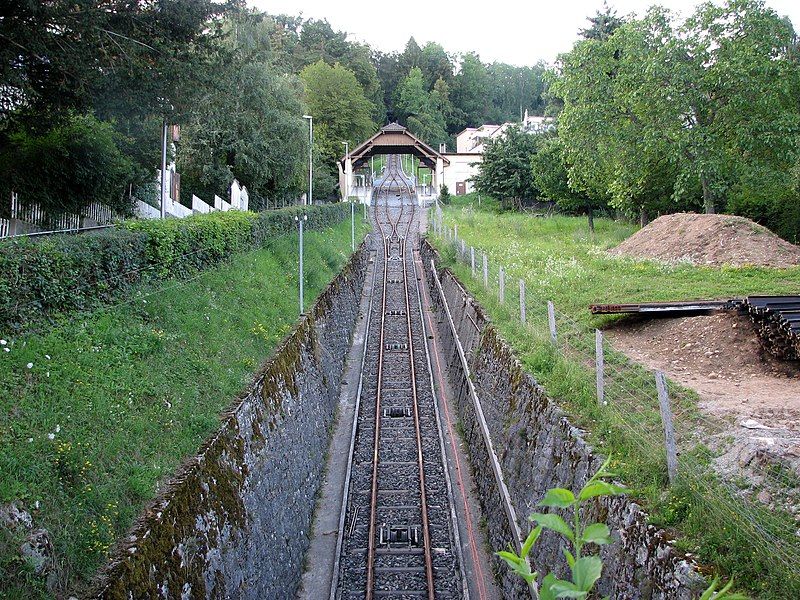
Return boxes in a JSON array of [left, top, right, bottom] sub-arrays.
[[303, 115, 313, 205], [295, 213, 308, 314]]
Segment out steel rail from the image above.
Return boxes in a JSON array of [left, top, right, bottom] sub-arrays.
[[365, 154, 437, 599]]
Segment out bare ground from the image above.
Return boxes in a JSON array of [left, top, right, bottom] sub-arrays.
[[605, 312, 800, 514]]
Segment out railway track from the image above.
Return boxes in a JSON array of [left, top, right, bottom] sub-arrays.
[[331, 155, 464, 599]]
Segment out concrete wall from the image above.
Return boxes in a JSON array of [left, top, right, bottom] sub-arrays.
[[91, 246, 368, 599], [420, 240, 702, 599]]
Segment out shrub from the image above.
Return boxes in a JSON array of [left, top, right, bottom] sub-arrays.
[[439, 184, 451, 205], [0, 203, 350, 334]]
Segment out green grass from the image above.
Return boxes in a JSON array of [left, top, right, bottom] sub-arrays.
[[0, 217, 369, 598], [432, 196, 800, 597]]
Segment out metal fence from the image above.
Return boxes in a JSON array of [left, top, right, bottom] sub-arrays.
[[1, 192, 115, 239]]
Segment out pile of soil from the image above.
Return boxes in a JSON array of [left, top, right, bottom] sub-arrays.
[[610, 213, 800, 267]]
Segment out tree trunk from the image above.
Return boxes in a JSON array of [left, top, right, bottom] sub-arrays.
[[639, 206, 649, 228], [701, 176, 715, 214]]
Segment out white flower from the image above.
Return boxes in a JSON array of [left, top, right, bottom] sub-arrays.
[[27, 438, 33, 443], [45, 354, 51, 360], [3, 348, 9, 353], [47, 433, 55, 440], [26, 362, 33, 369], [55, 425, 61, 433], [0, 339, 6, 345]]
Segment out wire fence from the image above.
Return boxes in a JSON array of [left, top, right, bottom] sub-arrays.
[[431, 208, 800, 583]]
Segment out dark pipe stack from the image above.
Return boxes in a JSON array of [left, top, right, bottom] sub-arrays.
[[745, 296, 800, 360]]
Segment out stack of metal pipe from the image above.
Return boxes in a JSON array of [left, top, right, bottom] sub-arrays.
[[745, 296, 800, 360]]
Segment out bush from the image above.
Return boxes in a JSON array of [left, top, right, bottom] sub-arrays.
[[439, 184, 451, 205], [0, 203, 350, 333]]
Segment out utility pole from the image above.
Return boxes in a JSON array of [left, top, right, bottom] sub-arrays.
[[296, 213, 307, 314], [303, 115, 313, 205], [160, 121, 168, 219]]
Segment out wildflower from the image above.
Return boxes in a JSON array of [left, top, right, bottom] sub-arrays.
[[26, 362, 33, 369], [47, 433, 55, 440], [0, 339, 6, 345], [3, 348, 9, 353], [27, 437, 33, 443], [55, 425, 61, 433], [45, 354, 51, 360]]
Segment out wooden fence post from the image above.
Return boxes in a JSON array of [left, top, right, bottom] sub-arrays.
[[595, 329, 605, 405], [655, 371, 678, 484], [470, 246, 476, 277], [499, 266, 505, 304], [547, 301, 557, 344], [483, 253, 489, 288], [519, 279, 526, 325]]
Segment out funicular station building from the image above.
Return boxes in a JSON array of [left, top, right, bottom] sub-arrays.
[[339, 123, 454, 204]]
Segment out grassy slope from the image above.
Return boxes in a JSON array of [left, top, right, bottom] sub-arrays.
[[434, 194, 800, 597], [0, 217, 368, 598]]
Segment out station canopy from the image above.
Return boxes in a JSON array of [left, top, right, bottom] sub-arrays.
[[344, 123, 449, 170]]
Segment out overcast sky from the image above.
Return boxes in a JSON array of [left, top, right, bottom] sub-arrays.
[[250, 0, 800, 65]]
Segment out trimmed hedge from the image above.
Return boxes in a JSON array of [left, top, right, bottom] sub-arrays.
[[0, 204, 350, 333]]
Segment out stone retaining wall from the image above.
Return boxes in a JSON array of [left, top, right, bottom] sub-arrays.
[[91, 245, 368, 599], [420, 239, 701, 599]]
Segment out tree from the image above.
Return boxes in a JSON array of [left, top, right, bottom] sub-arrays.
[[0, 114, 136, 215], [300, 60, 377, 198], [420, 42, 453, 89], [473, 127, 541, 210], [579, 1, 623, 40], [531, 135, 606, 232], [178, 64, 307, 209], [550, 0, 800, 222], [395, 68, 448, 147], [451, 53, 490, 131]]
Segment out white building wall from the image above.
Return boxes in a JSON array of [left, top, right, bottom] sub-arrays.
[[442, 154, 482, 195]]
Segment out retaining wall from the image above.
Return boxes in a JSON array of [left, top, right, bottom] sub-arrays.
[[420, 240, 702, 599], [91, 245, 368, 599]]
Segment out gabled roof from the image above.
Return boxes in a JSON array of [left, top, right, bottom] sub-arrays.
[[344, 122, 449, 169]]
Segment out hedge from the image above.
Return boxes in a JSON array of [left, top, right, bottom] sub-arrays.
[[0, 203, 350, 333]]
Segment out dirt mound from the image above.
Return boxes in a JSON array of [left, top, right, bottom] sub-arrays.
[[610, 213, 800, 267]]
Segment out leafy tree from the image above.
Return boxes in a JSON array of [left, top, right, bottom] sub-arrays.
[[579, 1, 624, 40], [419, 42, 453, 89], [398, 37, 423, 77], [0, 0, 229, 130], [0, 113, 136, 215], [486, 62, 548, 123], [300, 60, 377, 198], [395, 68, 448, 147], [473, 127, 541, 210], [551, 0, 800, 224], [451, 53, 491, 131], [531, 135, 607, 232], [178, 64, 307, 209]]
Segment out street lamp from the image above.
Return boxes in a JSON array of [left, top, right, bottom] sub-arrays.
[[303, 115, 313, 205], [295, 213, 308, 314]]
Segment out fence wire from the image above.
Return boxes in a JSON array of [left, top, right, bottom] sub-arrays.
[[434, 216, 800, 581]]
